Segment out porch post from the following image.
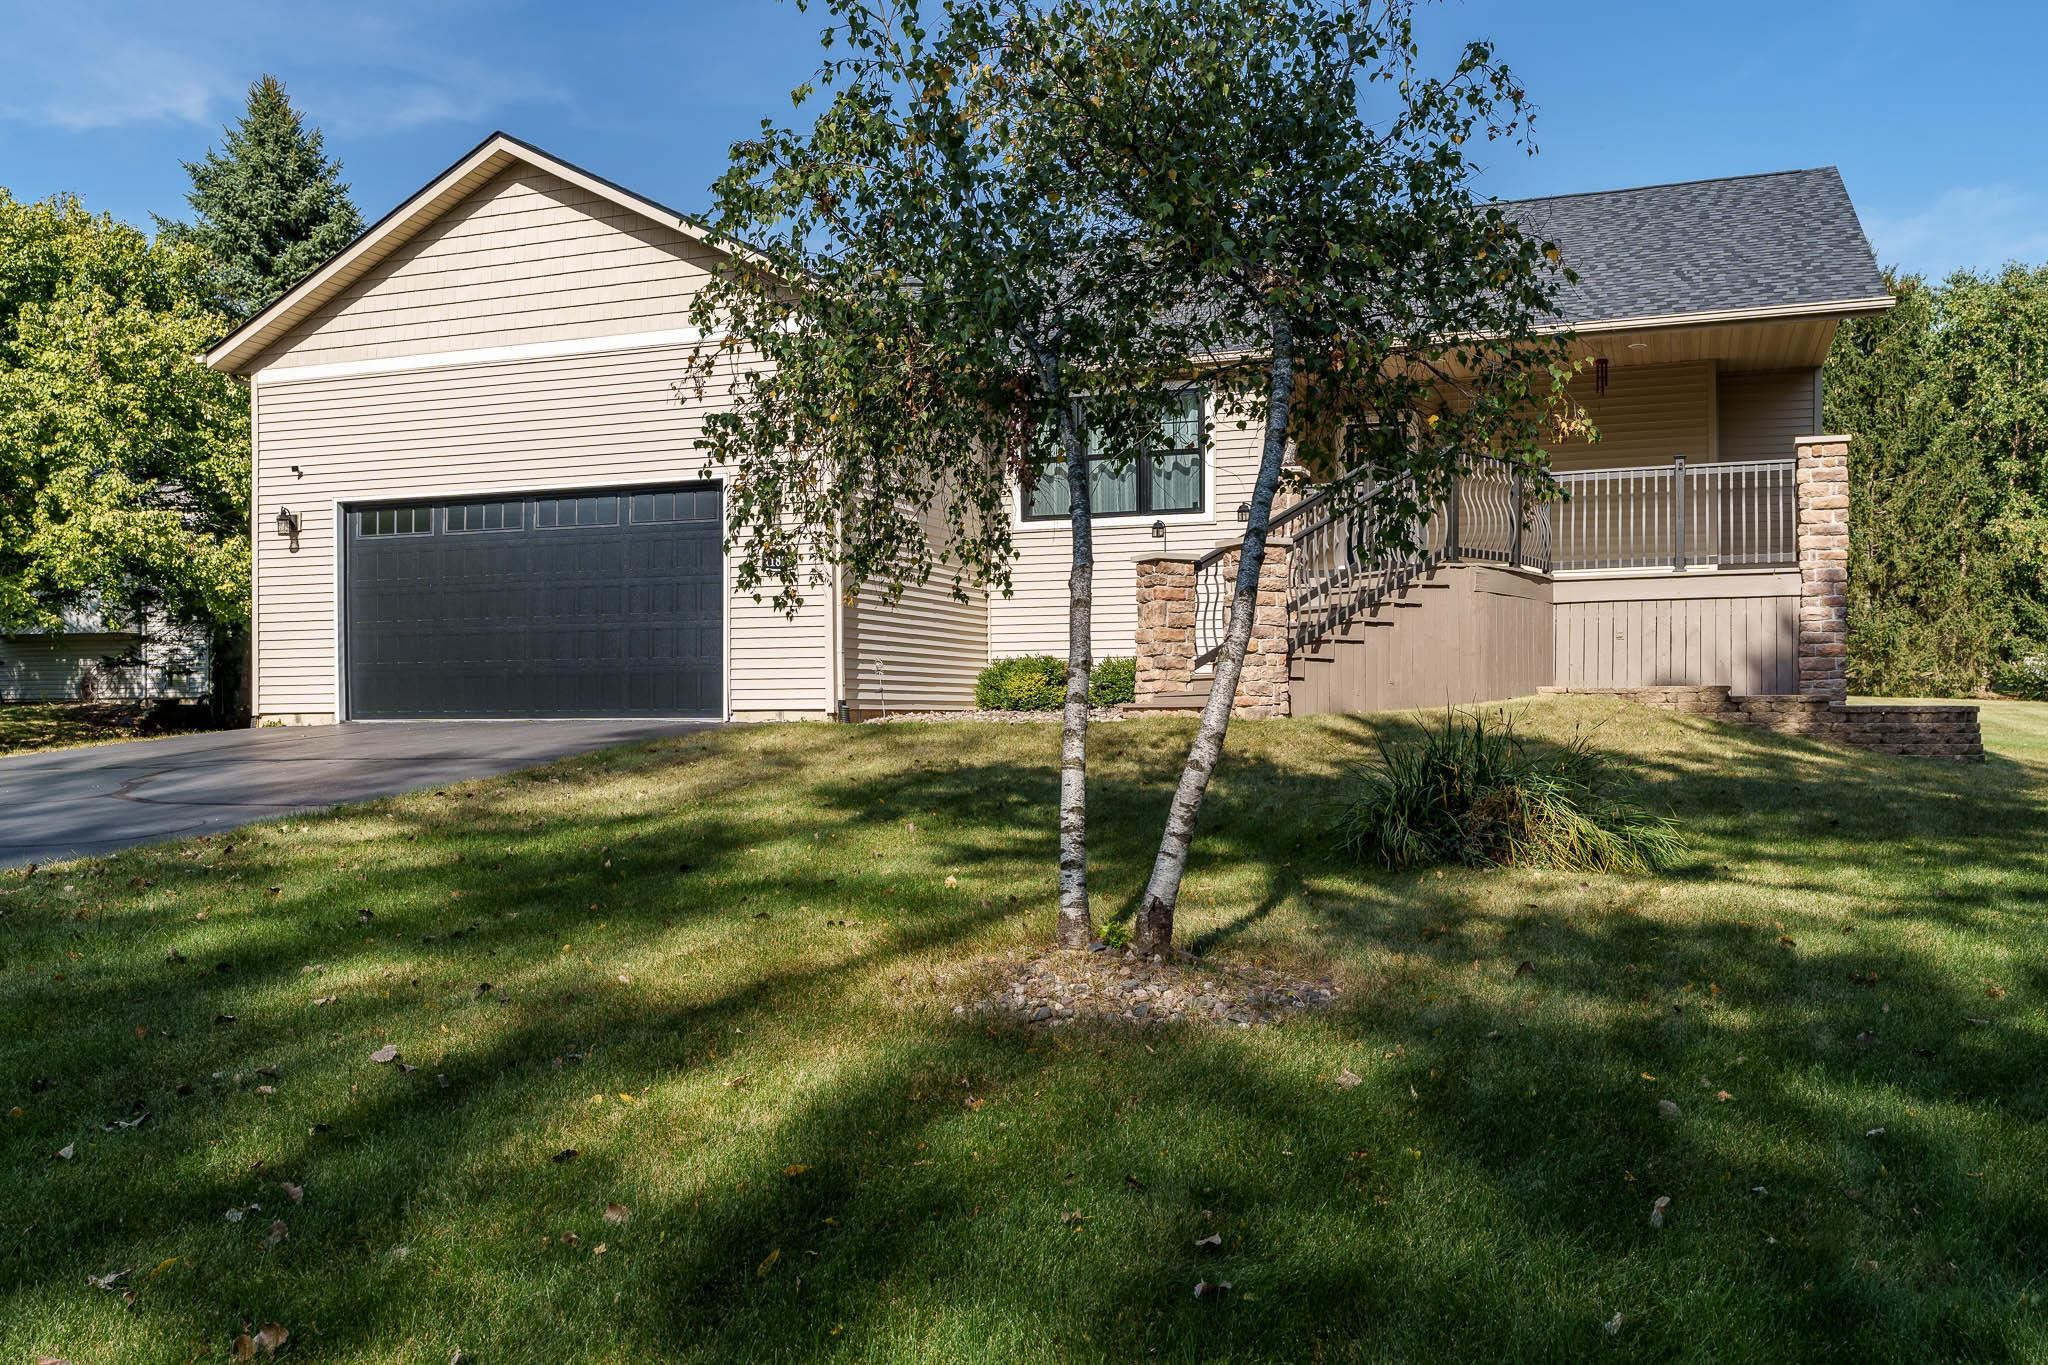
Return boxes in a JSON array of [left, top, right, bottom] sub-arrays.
[[1133, 553, 1199, 703], [1671, 454, 1687, 571], [1794, 435, 1851, 701]]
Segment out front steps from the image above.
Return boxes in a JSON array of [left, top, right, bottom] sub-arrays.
[[1541, 685, 1985, 761]]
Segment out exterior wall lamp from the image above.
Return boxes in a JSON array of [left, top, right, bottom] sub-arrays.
[[275, 507, 301, 538], [1150, 518, 1167, 539], [1237, 502, 1251, 523]]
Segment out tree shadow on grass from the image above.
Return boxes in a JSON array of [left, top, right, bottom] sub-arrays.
[[3, 712, 2045, 1360]]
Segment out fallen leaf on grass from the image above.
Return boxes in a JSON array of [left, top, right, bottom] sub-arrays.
[[369, 1045, 399, 1065], [55, 1144, 74, 1160], [783, 1164, 811, 1178], [603, 1203, 631, 1224], [1649, 1196, 1671, 1229], [280, 1182, 303, 1204], [756, 1248, 780, 1278], [560, 1232, 580, 1248], [1603, 1311, 1625, 1335], [1657, 1100, 1680, 1121], [84, 1269, 132, 1291], [1714, 1090, 1734, 1103], [1335, 1068, 1362, 1090], [1192, 1279, 1232, 1299], [1194, 1233, 1223, 1249], [230, 1322, 289, 1359]]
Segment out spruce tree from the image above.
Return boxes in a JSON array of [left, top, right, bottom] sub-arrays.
[[156, 75, 364, 325]]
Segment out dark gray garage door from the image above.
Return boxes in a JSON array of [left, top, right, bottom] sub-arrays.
[[344, 485, 722, 719]]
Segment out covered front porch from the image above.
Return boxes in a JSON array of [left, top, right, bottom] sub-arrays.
[[1129, 316, 1856, 726]]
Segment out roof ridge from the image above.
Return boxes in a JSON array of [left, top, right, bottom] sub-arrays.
[[1499, 166, 1841, 209]]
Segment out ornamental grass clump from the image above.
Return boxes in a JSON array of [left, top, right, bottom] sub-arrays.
[[1333, 709, 1682, 873]]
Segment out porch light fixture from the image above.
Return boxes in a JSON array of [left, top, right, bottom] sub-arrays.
[[275, 507, 301, 538], [1150, 518, 1167, 539], [1236, 501, 1251, 523]]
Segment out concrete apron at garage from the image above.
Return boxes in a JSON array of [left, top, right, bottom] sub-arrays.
[[0, 719, 709, 867]]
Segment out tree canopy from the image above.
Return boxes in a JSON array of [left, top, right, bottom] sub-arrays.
[[155, 74, 364, 326], [0, 191, 249, 644], [1827, 265, 2048, 695]]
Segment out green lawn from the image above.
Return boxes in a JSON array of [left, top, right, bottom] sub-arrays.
[[0, 701, 214, 756], [3, 697, 2044, 1362]]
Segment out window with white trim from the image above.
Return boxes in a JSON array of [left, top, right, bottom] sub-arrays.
[[1024, 388, 1204, 521]]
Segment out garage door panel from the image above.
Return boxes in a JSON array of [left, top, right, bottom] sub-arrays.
[[344, 485, 722, 719]]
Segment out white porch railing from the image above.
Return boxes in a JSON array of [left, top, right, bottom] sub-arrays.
[[1550, 457, 1796, 573]]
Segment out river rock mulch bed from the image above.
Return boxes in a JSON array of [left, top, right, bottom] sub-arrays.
[[864, 707, 1129, 725], [953, 948, 1341, 1029]]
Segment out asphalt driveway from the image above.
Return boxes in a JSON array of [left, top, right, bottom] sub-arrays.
[[0, 720, 709, 867]]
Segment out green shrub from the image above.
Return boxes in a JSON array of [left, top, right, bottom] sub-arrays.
[[1993, 654, 2048, 700], [1098, 918, 1132, 950], [975, 655, 1066, 711], [1331, 709, 1682, 873], [975, 655, 1140, 711], [1089, 656, 1137, 707]]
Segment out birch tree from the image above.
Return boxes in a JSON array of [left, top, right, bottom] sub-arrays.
[[1023, 0, 1582, 952], [685, 0, 1192, 948]]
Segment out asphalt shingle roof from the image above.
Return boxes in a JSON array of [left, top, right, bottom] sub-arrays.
[[1503, 167, 1888, 327]]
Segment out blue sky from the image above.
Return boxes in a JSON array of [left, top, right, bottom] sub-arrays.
[[3, 0, 2044, 279]]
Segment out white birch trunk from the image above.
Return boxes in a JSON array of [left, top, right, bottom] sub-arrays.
[[1053, 390, 1097, 950], [1133, 310, 1294, 955]]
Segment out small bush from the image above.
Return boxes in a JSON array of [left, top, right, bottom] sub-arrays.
[[1089, 656, 1137, 707], [975, 655, 1138, 711], [1993, 654, 2048, 700], [1098, 919, 1132, 950], [1332, 709, 1682, 873], [975, 656, 1066, 711]]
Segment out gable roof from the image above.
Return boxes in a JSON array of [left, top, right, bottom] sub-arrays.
[[203, 131, 728, 375], [1504, 167, 1891, 331], [208, 136, 1892, 375]]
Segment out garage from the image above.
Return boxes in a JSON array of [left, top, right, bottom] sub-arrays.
[[343, 485, 723, 719]]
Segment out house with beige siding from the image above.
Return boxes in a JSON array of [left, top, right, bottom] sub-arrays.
[[204, 133, 1896, 728]]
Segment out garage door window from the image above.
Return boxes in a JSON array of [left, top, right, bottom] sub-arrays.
[[358, 505, 434, 536], [446, 499, 523, 533], [535, 495, 619, 529]]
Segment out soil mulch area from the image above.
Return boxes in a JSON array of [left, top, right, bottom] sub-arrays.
[[865, 708, 1128, 725], [954, 948, 1341, 1029]]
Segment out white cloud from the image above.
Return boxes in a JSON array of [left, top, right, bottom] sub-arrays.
[[1864, 184, 2048, 279]]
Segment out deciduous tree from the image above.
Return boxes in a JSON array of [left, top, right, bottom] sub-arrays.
[[686, 0, 1196, 948], [1024, 0, 1579, 951], [0, 192, 249, 711]]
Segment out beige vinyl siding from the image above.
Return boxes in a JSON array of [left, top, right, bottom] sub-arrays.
[[1547, 361, 1714, 472], [252, 341, 832, 721], [1718, 368, 1820, 462], [1552, 569, 1799, 694], [987, 412, 1264, 661], [844, 568, 989, 713], [251, 165, 721, 373], [0, 632, 208, 702]]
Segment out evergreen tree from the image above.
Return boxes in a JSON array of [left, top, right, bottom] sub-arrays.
[[156, 75, 363, 325]]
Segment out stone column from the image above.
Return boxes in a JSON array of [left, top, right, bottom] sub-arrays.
[[1133, 554, 1198, 703], [1795, 435, 1851, 701], [1232, 537, 1293, 719]]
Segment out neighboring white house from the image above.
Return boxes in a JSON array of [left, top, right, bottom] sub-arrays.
[[203, 133, 1891, 724], [0, 606, 209, 703]]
